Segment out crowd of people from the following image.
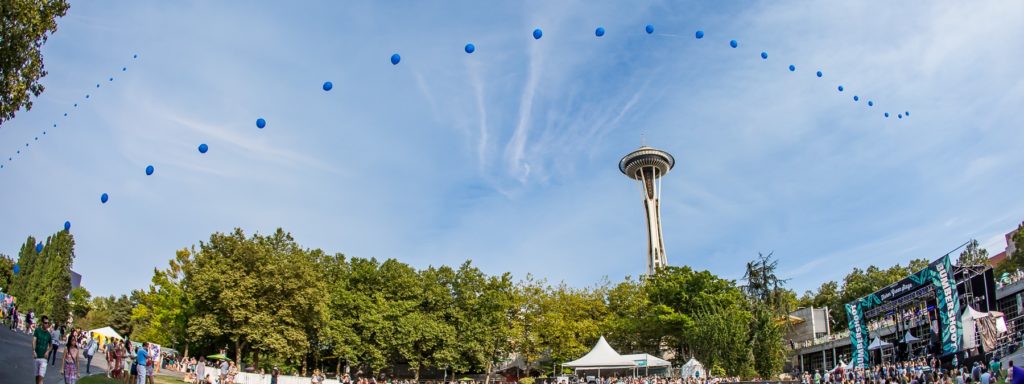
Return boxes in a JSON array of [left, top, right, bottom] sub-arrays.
[[1, 300, 169, 384], [799, 356, 1013, 384]]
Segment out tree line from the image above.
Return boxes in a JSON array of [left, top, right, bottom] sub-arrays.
[[6, 223, 1024, 379], [22, 227, 791, 380], [2, 229, 77, 326]]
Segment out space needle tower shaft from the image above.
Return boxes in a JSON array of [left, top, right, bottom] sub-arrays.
[[619, 146, 675, 276]]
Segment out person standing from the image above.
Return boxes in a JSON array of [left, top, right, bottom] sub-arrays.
[[195, 357, 207, 384], [64, 329, 80, 384], [219, 358, 229, 383], [84, 333, 98, 374], [136, 342, 150, 384], [271, 367, 280, 384], [32, 316, 53, 384]]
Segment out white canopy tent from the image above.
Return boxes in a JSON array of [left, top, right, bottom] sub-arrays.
[[867, 337, 893, 350], [902, 332, 922, 344], [679, 358, 704, 379], [88, 326, 123, 340], [563, 336, 637, 376]]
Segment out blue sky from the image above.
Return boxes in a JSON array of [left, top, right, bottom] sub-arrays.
[[1, 1, 1022, 298]]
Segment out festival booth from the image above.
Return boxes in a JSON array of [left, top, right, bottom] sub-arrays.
[[679, 358, 705, 379], [88, 326, 124, 351], [621, 353, 672, 376], [563, 336, 638, 377]]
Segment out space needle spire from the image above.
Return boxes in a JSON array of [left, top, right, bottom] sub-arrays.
[[619, 146, 675, 275]]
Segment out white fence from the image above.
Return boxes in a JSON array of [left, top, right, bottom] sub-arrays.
[[192, 366, 340, 384]]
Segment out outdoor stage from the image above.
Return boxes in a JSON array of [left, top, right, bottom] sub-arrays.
[[792, 254, 997, 373]]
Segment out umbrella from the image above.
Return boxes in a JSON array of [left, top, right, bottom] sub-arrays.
[[459, 378, 475, 381], [207, 353, 229, 361]]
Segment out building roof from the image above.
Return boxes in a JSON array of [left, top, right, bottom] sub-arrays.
[[989, 251, 1008, 268]]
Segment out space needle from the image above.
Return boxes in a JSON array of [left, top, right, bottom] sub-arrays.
[[619, 146, 675, 276]]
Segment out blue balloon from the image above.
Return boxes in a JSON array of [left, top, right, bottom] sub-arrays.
[[74, 103, 77, 107], [96, 84, 100, 88], [533, 28, 543, 40], [86, 94, 90, 98], [145, 165, 154, 175], [64, 113, 67, 116], [645, 24, 654, 34], [256, 118, 266, 129], [122, 67, 126, 71], [25, 143, 28, 147], [13, 265, 19, 274], [109, 77, 114, 81], [838, 85, 844, 92], [761, 51, 768, 59], [43, 131, 46, 135], [695, 30, 704, 39], [789, 65, 795, 72], [53, 124, 56, 127], [64, 221, 71, 231], [16, 150, 19, 154], [898, 113, 903, 119], [323, 81, 333, 91], [34, 137, 38, 140], [884, 112, 890, 118], [868, 101, 874, 106], [595, 27, 605, 37], [816, 71, 822, 78], [854, 95, 859, 101], [465, 43, 475, 54], [101, 193, 109, 203], [905, 111, 910, 116], [391, 53, 401, 65], [133, 54, 138, 59], [36, 243, 43, 253], [729, 39, 738, 48], [198, 143, 209, 153]]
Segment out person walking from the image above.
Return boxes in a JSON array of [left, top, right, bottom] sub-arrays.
[[64, 329, 81, 384], [32, 316, 53, 384], [49, 325, 63, 365]]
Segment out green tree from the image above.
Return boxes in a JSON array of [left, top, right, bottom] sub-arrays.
[[0, 0, 70, 124], [131, 249, 191, 353], [958, 239, 990, 267], [996, 222, 1024, 276], [645, 266, 752, 376], [68, 286, 91, 321], [0, 254, 13, 293], [186, 228, 327, 370]]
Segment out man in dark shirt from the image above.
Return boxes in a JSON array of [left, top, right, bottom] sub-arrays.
[[31, 316, 53, 384]]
